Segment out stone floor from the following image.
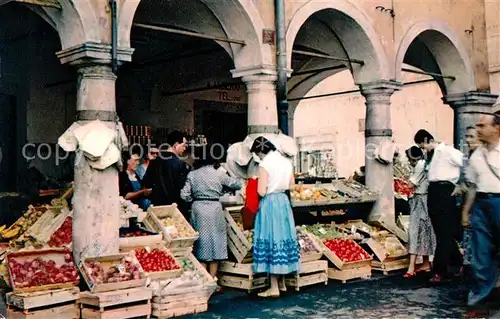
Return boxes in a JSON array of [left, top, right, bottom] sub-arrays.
[[1, 272, 498, 318], [183, 272, 477, 319]]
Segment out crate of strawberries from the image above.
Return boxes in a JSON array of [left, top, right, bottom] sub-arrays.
[[6, 248, 80, 293], [132, 243, 182, 280], [119, 223, 163, 249], [79, 253, 147, 293]]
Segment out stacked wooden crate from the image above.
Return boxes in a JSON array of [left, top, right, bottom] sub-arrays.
[[339, 220, 409, 275], [150, 252, 217, 318], [5, 248, 81, 318], [78, 253, 152, 319], [6, 288, 80, 319], [218, 206, 268, 293], [303, 224, 373, 284], [142, 204, 217, 317]]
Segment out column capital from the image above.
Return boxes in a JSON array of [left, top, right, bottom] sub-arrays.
[[443, 91, 499, 114], [359, 80, 403, 100], [231, 65, 277, 79], [56, 42, 134, 68]]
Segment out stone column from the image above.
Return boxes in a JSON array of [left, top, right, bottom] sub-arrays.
[[359, 80, 403, 223], [57, 43, 133, 262], [232, 68, 279, 134], [443, 92, 498, 152]]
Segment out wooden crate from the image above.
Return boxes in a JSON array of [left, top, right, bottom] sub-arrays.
[[218, 261, 268, 293], [119, 242, 183, 281], [298, 232, 323, 263], [6, 287, 79, 313], [177, 253, 217, 288], [224, 208, 253, 263], [372, 257, 410, 275], [318, 238, 372, 270], [25, 208, 72, 247], [152, 285, 214, 318], [79, 253, 147, 293], [6, 248, 80, 293], [144, 204, 199, 251], [328, 265, 372, 283], [285, 260, 328, 291], [363, 237, 408, 263], [80, 287, 152, 319], [7, 302, 79, 319], [118, 225, 163, 250]]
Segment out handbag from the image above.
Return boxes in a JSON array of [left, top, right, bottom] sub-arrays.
[[241, 177, 259, 230]]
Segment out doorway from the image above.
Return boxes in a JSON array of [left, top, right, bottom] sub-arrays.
[[0, 94, 17, 192]]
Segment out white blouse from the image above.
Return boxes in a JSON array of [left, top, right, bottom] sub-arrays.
[[259, 151, 293, 195], [409, 159, 429, 194]]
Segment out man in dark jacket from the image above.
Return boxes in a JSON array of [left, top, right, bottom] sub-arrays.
[[143, 130, 190, 218]]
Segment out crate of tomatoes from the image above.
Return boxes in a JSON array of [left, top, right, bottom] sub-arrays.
[[131, 243, 182, 280], [119, 223, 163, 250], [302, 224, 372, 270]]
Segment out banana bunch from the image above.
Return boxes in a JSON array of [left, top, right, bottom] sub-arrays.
[[1, 205, 47, 241]]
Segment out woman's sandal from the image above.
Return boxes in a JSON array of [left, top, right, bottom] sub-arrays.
[[416, 268, 431, 274], [403, 272, 417, 278], [257, 289, 280, 298]]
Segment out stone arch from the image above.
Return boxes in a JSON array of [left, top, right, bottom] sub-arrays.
[[23, 0, 100, 49], [117, 0, 272, 70], [395, 20, 476, 94], [286, 0, 390, 84]]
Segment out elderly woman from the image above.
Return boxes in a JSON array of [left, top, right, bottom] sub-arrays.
[[181, 145, 241, 279], [251, 136, 300, 298], [119, 152, 152, 211]]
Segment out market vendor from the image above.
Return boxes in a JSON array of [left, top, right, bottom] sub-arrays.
[[119, 152, 152, 211]]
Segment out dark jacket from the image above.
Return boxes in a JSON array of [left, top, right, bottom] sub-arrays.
[[119, 171, 143, 205], [143, 152, 189, 209]]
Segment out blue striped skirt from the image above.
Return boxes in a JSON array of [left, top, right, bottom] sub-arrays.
[[253, 192, 300, 275]]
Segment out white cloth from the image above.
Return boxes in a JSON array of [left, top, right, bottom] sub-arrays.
[[428, 143, 463, 184], [409, 159, 429, 195], [466, 142, 500, 193], [259, 151, 293, 194]]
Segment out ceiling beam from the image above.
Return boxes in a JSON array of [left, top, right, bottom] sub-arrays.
[[292, 49, 364, 65], [402, 68, 455, 80], [0, 0, 61, 8], [133, 23, 246, 45]]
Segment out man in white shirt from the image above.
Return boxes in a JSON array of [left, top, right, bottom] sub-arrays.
[[462, 114, 500, 310], [414, 129, 464, 283]]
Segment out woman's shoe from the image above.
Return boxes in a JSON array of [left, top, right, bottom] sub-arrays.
[[403, 272, 417, 278], [416, 267, 431, 274]]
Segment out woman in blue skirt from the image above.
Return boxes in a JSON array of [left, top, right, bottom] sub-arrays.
[[250, 136, 300, 298]]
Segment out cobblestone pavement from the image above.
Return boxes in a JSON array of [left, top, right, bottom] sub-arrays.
[[184, 272, 476, 319], [1, 272, 498, 318]]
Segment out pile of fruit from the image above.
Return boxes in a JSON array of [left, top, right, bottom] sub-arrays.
[[297, 230, 320, 255], [47, 216, 72, 247], [8, 252, 79, 288], [134, 248, 180, 273], [323, 238, 371, 263], [302, 224, 344, 239], [84, 256, 143, 284], [121, 230, 155, 237], [120, 197, 143, 219], [372, 233, 407, 257], [394, 178, 414, 197], [1, 205, 48, 240], [235, 221, 254, 244], [160, 217, 197, 238], [291, 185, 340, 202]]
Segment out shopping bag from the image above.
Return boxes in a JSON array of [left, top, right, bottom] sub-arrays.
[[241, 177, 259, 230]]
